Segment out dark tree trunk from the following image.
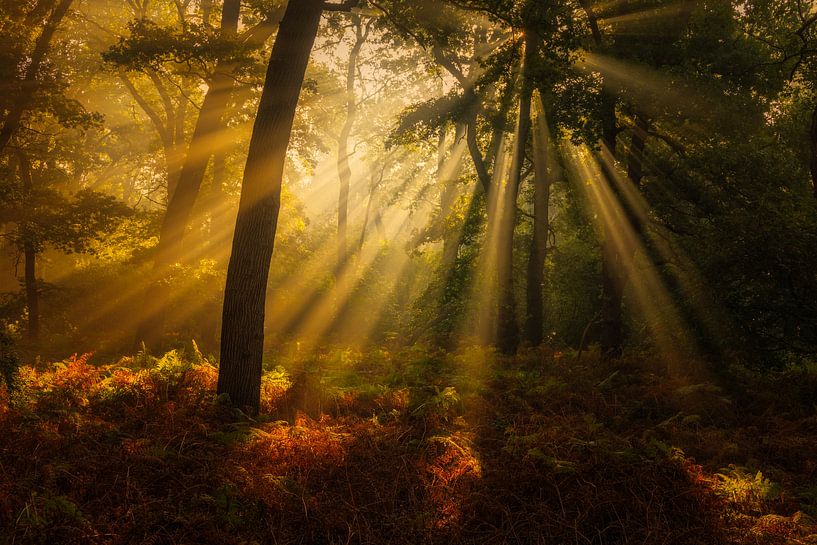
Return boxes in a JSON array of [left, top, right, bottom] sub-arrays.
[[524, 106, 551, 346], [438, 124, 466, 268], [465, 107, 492, 196], [497, 29, 537, 355], [24, 242, 38, 342], [18, 154, 39, 341], [598, 91, 625, 358], [627, 114, 648, 187], [218, 0, 324, 414], [133, 0, 242, 349], [578, 0, 625, 358], [0, 0, 74, 154], [810, 103, 817, 200], [580, 0, 696, 359]]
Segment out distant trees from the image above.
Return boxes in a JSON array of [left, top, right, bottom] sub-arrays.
[[0, 0, 131, 343], [0, 0, 75, 154], [0, 158, 131, 340]]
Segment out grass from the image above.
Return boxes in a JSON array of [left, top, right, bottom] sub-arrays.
[[1, 345, 816, 544]]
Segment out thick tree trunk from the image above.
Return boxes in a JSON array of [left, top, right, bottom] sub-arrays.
[[497, 29, 537, 355], [133, 0, 242, 349], [524, 106, 551, 346], [0, 0, 74, 154], [218, 0, 324, 414]]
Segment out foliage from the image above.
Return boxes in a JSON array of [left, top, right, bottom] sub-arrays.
[[1, 347, 816, 543]]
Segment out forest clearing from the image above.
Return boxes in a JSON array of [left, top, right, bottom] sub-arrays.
[[1, 0, 817, 543]]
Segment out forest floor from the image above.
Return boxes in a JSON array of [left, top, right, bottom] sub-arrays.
[[1, 345, 817, 544]]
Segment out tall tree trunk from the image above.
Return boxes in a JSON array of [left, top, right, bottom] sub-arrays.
[[133, 0, 241, 349], [207, 145, 230, 257], [218, 0, 324, 414], [598, 91, 625, 358], [577, 0, 623, 356], [18, 154, 38, 341], [497, 29, 537, 355], [440, 124, 466, 268], [0, 0, 74, 154], [23, 242, 38, 342], [524, 102, 551, 346], [580, 0, 696, 359], [810, 103, 817, 200], [336, 16, 366, 272]]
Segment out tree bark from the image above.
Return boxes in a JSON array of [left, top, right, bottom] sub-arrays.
[[133, 0, 241, 349], [524, 104, 551, 346], [497, 28, 537, 355], [0, 0, 74, 154], [218, 0, 325, 414], [18, 154, 39, 341]]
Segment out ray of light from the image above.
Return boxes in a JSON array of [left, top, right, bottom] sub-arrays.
[[281, 204, 420, 357], [455, 132, 513, 345], [600, 139, 734, 350], [581, 53, 730, 130], [561, 142, 696, 363], [601, 2, 697, 30]]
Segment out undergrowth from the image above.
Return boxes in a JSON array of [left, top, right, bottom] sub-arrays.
[[1, 345, 816, 544]]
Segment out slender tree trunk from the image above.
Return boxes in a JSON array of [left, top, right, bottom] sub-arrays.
[[0, 0, 74, 154], [18, 154, 39, 341], [440, 124, 466, 268], [524, 103, 551, 346], [336, 17, 366, 272], [810, 103, 817, 200], [497, 29, 537, 355], [598, 91, 625, 358], [133, 0, 241, 349], [579, 0, 696, 358], [207, 146, 231, 256], [577, 0, 624, 356], [358, 169, 378, 252], [627, 113, 648, 186], [23, 242, 39, 342], [218, 0, 324, 414]]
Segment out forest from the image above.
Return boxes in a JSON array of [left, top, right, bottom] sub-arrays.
[[1, 0, 817, 543]]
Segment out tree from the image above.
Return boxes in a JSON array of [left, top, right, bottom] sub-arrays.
[[102, 0, 287, 348], [0, 0, 75, 154], [524, 93, 553, 346], [0, 155, 131, 342], [218, 0, 359, 414], [336, 15, 371, 271]]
